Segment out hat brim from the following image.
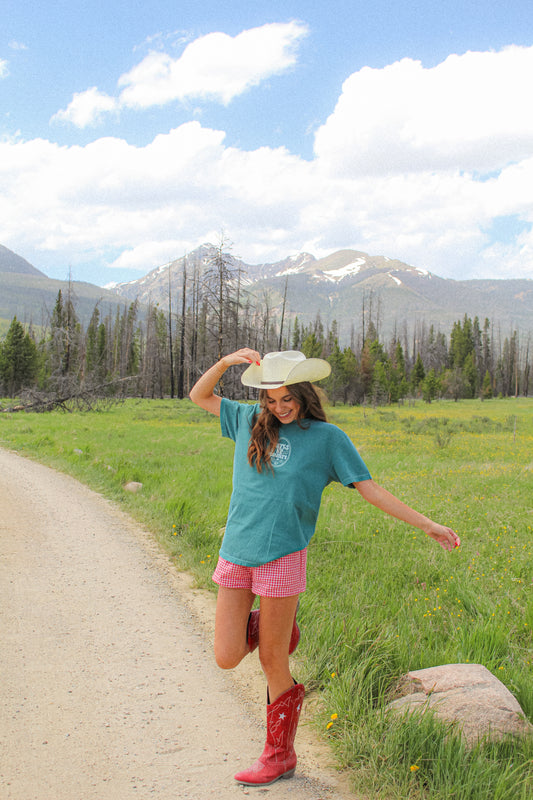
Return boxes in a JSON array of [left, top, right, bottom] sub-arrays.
[[241, 358, 331, 389]]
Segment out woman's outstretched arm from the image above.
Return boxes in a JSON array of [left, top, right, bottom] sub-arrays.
[[354, 479, 460, 551], [189, 348, 261, 416]]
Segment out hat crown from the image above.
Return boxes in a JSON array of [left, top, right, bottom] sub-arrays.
[[262, 351, 305, 383]]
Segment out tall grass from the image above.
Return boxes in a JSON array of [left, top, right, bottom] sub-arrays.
[[1, 397, 532, 798]]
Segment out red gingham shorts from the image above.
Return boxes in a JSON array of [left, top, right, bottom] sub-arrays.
[[212, 548, 307, 597]]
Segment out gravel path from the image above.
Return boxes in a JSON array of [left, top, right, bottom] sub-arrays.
[[0, 448, 354, 800]]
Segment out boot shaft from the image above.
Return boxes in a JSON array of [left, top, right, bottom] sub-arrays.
[[266, 682, 305, 750]]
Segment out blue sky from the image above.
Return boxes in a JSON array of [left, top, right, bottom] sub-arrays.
[[1, 0, 533, 285]]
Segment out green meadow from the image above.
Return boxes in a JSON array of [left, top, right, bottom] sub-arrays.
[[1, 397, 532, 799]]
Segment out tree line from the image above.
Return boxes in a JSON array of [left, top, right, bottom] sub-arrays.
[[0, 243, 531, 405]]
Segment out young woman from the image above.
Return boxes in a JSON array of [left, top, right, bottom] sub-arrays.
[[189, 347, 460, 787]]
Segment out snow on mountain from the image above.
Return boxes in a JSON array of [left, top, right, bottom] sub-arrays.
[[321, 258, 367, 283], [272, 253, 315, 278], [276, 264, 308, 276]]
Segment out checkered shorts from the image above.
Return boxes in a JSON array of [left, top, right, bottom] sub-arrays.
[[212, 549, 307, 597]]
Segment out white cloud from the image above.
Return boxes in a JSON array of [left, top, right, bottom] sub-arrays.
[[118, 21, 308, 108], [0, 58, 9, 79], [110, 240, 184, 271], [51, 87, 117, 128], [314, 45, 533, 177], [52, 21, 308, 129], [5, 45, 533, 283]]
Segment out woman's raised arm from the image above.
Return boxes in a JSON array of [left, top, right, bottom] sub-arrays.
[[189, 348, 261, 416]]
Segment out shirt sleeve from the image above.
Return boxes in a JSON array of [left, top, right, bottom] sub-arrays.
[[328, 426, 372, 486], [220, 398, 259, 442]]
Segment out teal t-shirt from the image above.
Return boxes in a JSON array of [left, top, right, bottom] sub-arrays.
[[219, 398, 372, 567]]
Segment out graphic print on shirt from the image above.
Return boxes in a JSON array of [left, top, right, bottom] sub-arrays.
[[271, 437, 291, 468]]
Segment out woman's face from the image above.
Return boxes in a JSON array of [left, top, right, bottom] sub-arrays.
[[265, 386, 301, 424]]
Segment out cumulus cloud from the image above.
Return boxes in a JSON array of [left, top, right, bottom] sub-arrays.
[[5, 44, 533, 282], [53, 21, 308, 128], [118, 21, 308, 108], [52, 87, 117, 128], [314, 45, 533, 177]]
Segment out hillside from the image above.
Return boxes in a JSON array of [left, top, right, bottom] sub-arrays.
[[0, 244, 46, 277], [0, 245, 133, 329], [111, 244, 533, 341]]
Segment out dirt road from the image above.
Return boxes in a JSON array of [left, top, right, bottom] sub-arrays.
[[0, 448, 353, 800]]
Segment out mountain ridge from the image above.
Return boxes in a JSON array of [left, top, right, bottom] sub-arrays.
[[1, 242, 531, 341], [110, 244, 533, 339]]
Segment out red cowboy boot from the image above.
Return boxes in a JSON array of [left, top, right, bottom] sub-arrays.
[[247, 605, 300, 654], [234, 682, 305, 786]]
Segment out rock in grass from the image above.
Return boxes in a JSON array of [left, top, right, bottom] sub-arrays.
[[387, 663, 533, 747], [123, 481, 143, 493]]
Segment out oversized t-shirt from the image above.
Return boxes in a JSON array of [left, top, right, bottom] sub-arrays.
[[219, 398, 372, 566]]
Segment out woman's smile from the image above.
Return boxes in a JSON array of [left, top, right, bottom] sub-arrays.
[[266, 387, 300, 424]]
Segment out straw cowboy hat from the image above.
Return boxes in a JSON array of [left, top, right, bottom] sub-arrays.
[[241, 350, 331, 389]]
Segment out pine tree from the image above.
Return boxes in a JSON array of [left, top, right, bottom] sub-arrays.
[[85, 306, 100, 375], [482, 369, 493, 399], [47, 289, 81, 380], [325, 340, 345, 405], [301, 332, 323, 358], [0, 317, 38, 396], [422, 368, 438, 403], [292, 317, 301, 349], [411, 352, 426, 392]]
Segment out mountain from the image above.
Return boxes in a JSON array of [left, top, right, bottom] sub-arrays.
[[2, 242, 531, 341], [0, 245, 132, 329], [111, 244, 533, 341], [0, 244, 47, 277]]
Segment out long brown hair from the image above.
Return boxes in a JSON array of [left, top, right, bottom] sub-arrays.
[[247, 382, 328, 472]]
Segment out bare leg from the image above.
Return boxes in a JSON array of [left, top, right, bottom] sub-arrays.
[[214, 586, 255, 669], [258, 594, 300, 702]]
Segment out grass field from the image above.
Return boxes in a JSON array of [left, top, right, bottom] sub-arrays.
[[1, 396, 532, 798]]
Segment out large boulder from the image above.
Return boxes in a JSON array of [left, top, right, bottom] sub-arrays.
[[387, 663, 533, 747]]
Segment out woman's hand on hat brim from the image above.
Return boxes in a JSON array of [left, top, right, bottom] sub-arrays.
[[223, 348, 261, 367]]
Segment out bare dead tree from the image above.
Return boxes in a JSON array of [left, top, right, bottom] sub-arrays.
[[279, 276, 289, 350], [177, 260, 187, 399], [1, 376, 135, 413], [168, 261, 175, 398]]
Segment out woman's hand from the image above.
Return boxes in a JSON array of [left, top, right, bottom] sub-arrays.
[[424, 524, 461, 551], [222, 348, 261, 368]]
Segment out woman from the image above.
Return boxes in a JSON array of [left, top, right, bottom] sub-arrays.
[[189, 347, 460, 787]]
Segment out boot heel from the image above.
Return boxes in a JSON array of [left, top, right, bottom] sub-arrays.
[[281, 768, 296, 780]]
